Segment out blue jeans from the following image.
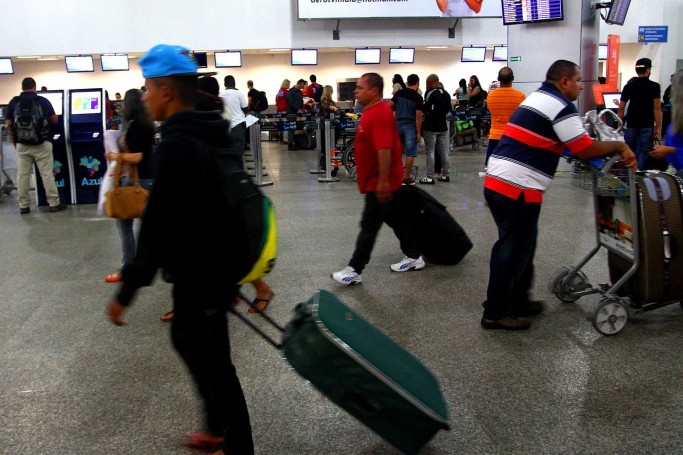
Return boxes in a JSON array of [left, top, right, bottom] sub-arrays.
[[398, 121, 418, 157], [483, 189, 541, 320], [624, 127, 653, 170], [423, 130, 449, 178], [116, 177, 152, 268]]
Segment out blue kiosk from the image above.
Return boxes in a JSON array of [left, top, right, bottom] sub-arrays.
[[67, 88, 105, 204], [35, 90, 72, 206]]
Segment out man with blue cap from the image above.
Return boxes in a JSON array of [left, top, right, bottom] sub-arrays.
[[106, 44, 254, 455]]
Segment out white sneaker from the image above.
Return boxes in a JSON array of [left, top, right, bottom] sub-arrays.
[[390, 256, 425, 272], [331, 266, 362, 285]]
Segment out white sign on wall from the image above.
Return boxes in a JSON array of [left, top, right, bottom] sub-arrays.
[[298, 0, 502, 19]]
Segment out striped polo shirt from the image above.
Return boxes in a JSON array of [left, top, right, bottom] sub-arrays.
[[484, 82, 593, 203]]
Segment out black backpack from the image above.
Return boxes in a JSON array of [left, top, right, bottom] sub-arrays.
[[311, 83, 323, 103], [13, 96, 48, 145], [257, 91, 269, 112]]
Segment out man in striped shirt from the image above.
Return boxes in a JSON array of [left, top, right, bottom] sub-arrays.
[[481, 60, 637, 331]]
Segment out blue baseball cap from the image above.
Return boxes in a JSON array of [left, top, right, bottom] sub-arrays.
[[138, 44, 216, 78]]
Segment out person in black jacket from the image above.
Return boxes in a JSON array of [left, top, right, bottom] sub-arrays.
[[106, 44, 254, 455]]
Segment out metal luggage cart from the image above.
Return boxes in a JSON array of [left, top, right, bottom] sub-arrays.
[[548, 156, 646, 336]]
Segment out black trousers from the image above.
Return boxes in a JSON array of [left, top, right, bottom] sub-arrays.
[[171, 281, 254, 455], [349, 190, 420, 274]]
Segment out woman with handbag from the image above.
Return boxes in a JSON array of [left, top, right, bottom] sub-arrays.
[[104, 89, 155, 283]]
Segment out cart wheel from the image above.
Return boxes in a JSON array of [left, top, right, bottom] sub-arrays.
[[548, 267, 586, 303], [2, 180, 13, 195], [331, 167, 338, 177], [592, 298, 629, 336]]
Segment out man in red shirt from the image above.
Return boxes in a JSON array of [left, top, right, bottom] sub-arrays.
[[332, 73, 424, 285]]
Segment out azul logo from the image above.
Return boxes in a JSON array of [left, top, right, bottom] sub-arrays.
[[79, 156, 101, 177], [53, 160, 62, 176], [81, 177, 102, 186]]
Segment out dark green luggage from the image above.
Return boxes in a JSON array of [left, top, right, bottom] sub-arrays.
[[232, 290, 450, 454]]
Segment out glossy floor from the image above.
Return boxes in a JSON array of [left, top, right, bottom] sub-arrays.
[[1, 140, 682, 454]]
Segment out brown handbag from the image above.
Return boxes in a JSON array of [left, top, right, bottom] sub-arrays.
[[105, 156, 149, 219]]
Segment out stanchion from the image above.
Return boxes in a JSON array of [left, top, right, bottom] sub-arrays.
[[309, 116, 325, 175], [318, 119, 339, 183], [249, 122, 273, 187]]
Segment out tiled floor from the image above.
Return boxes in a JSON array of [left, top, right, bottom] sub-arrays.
[[1, 138, 682, 454]]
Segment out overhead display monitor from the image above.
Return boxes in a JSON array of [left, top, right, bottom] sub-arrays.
[[101, 54, 129, 71], [191, 52, 208, 68], [291, 49, 318, 66], [65, 56, 94, 73], [297, 0, 502, 19], [461, 47, 486, 63], [605, 0, 630, 25], [71, 90, 102, 115], [355, 48, 381, 65], [602, 92, 621, 110], [40, 91, 64, 116], [0, 58, 13, 74], [502, 0, 564, 25], [598, 44, 608, 60], [215, 51, 242, 68], [389, 48, 415, 64], [492, 46, 508, 61]]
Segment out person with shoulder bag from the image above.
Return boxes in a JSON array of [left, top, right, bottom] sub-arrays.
[[104, 89, 155, 283]]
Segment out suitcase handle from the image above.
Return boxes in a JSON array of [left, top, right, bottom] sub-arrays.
[[229, 293, 287, 350]]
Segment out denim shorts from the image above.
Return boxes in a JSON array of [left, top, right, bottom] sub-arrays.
[[398, 122, 418, 157]]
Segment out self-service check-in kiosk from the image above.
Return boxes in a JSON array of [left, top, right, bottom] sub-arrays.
[[35, 90, 72, 206], [68, 88, 105, 204]]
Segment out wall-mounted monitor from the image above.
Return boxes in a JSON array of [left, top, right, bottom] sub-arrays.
[[100, 54, 129, 71], [291, 49, 318, 66], [39, 91, 64, 116], [355, 48, 381, 65], [297, 0, 502, 19], [71, 90, 102, 115], [389, 48, 415, 64], [65, 56, 94, 73], [492, 46, 507, 62], [605, 0, 630, 25], [0, 57, 13, 74], [502, 0, 564, 25], [215, 51, 242, 68], [191, 52, 208, 68], [461, 47, 486, 63], [598, 44, 608, 60]]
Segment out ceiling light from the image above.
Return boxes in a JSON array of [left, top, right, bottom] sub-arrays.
[[426, 46, 448, 49], [37, 57, 59, 61], [268, 48, 290, 52]]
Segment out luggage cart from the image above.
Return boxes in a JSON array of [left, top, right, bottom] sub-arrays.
[[549, 156, 682, 336], [0, 125, 16, 200]]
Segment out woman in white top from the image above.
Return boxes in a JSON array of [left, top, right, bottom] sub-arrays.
[[436, 0, 483, 17]]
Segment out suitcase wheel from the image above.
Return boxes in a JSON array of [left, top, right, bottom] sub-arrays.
[[548, 267, 586, 303], [591, 298, 629, 336]]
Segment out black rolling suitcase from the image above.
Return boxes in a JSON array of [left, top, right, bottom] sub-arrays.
[[399, 185, 473, 265], [231, 290, 450, 454], [608, 172, 683, 304]]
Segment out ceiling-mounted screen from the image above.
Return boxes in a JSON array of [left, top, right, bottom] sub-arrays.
[[65, 56, 94, 73], [355, 48, 381, 65], [297, 0, 502, 19], [215, 51, 242, 68], [0, 58, 13, 74], [101, 54, 129, 71], [389, 48, 415, 64], [291, 49, 318, 66], [492, 46, 507, 61], [598, 44, 608, 60], [502, 0, 564, 25], [461, 47, 486, 63], [605, 0, 630, 25], [191, 52, 207, 68]]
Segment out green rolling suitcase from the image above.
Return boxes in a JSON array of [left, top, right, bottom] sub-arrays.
[[232, 290, 450, 454]]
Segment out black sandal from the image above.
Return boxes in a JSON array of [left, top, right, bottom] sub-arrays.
[[248, 291, 274, 313]]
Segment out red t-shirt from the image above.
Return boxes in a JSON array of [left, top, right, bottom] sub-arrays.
[[276, 87, 288, 112], [354, 101, 404, 194]]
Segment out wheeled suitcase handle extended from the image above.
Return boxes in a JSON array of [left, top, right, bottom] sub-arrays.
[[229, 293, 304, 350]]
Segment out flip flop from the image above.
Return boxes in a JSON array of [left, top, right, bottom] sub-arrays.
[[160, 311, 174, 322], [104, 273, 122, 283], [248, 291, 274, 313], [181, 432, 223, 451]]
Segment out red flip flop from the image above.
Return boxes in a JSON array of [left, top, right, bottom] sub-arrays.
[[181, 432, 224, 451], [104, 273, 122, 283]]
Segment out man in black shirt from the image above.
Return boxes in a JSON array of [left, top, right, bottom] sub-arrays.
[[420, 74, 452, 184], [286, 79, 305, 150], [618, 58, 662, 170]]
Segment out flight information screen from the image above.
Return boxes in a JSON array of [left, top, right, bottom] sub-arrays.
[[502, 0, 564, 25]]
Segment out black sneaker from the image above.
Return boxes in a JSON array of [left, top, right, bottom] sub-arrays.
[[438, 175, 450, 182], [49, 204, 68, 212], [481, 316, 531, 331], [20, 207, 30, 215], [402, 178, 416, 186]]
